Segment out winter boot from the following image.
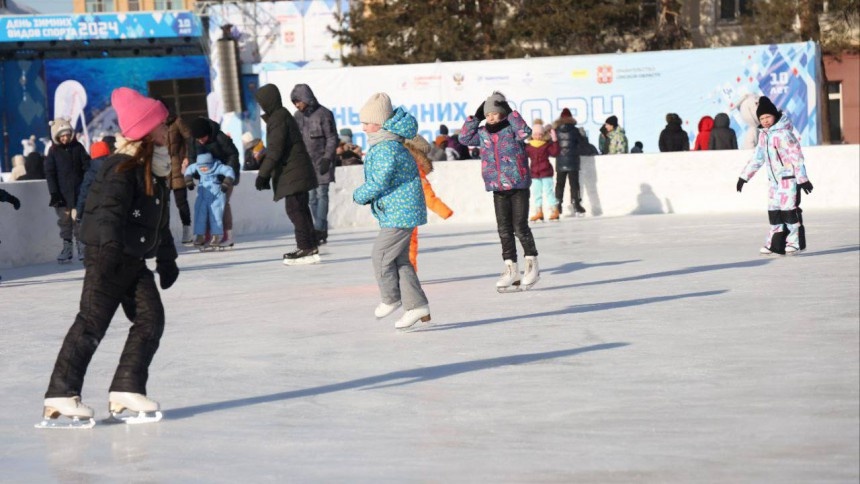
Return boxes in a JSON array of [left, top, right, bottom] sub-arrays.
[[42, 396, 94, 420], [375, 301, 402, 318], [529, 209, 544, 223], [315, 229, 328, 245], [76, 240, 85, 261], [181, 225, 193, 245], [496, 260, 521, 290], [521, 255, 540, 288], [57, 239, 73, 264], [283, 247, 321, 266], [548, 207, 560, 221], [573, 201, 587, 216], [394, 305, 431, 330]]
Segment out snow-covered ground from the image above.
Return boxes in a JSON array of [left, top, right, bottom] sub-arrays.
[[1, 210, 858, 482]]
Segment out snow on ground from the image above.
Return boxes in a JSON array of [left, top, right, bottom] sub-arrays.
[[1, 210, 858, 482]]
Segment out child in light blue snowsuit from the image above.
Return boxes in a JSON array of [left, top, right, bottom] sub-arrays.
[[184, 152, 235, 245]]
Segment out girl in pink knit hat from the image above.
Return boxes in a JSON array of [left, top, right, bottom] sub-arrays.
[[39, 87, 179, 428]]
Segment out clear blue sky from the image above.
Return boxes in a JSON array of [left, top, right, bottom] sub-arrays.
[[17, 0, 72, 14]]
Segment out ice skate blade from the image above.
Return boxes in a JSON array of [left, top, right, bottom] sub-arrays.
[[35, 417, 96, 429], [497, 280, 539, 293], [282, 255, 321, 266], [105, 410, 163, 425]]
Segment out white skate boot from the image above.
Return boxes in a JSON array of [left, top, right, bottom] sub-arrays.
[[35, 396, 95, 429], [206, 234, 223, 251], [521, 256, 540, 290], [375, 301, 401, 318], [108, 392, 162, 424], [394, 305, 431, 330], [496, 260, 521, 293]]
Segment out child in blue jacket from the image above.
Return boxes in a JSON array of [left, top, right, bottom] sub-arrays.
[[353, 92, 430, 331], [184, 152, 235, 250]]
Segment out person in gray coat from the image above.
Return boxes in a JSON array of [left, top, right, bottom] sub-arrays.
[[708, 112, 739, 150], [290, 84, 338, 245], [255, 84, 320, 265]]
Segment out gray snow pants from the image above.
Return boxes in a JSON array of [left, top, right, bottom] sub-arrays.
[[371, 227, 428, 310]]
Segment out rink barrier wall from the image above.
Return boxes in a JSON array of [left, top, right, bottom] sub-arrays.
[[1, 144, 857, 269]]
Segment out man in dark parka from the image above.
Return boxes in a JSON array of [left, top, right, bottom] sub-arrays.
[[254, 83, 319, 263], [290, 83, 338, 245]]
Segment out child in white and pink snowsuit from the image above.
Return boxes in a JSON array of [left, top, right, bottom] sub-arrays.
[[736, 96, 813, 255]]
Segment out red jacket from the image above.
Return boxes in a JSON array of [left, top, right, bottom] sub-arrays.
[[693, 115, 714, 151], [525, 139, 559, 178]]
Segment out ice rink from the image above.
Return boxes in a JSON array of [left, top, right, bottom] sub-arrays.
[[1, 210, 858, 482]]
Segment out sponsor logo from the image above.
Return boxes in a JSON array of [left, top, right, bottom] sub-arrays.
[[596, 65, 613, 84]]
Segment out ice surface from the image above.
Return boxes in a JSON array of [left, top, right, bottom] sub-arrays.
[[1, 210, 858, 482]]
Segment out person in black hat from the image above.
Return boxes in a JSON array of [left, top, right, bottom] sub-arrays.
[[736, 95, 813, 255], [603, 115, 628, 154]]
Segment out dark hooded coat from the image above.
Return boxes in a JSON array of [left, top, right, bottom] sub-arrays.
[[191, 118, 241, 185], [45, 137, 90, 208], [255, 84, 318, 200], [290, 84, 338, 184], [708, 113, 739, 151], [553, 117, 581, 172], [658, 114, 690, 152]]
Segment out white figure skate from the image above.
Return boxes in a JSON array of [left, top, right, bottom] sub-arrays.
[[106, 392, 162, 424], [394, 305, 431, 331], [35, 396, 95, 429], [375, 301, 401, 319], [496, 260, 521, 293], [520, 256, 540, 290]]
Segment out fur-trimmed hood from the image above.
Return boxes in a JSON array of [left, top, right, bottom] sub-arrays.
[[405, 136, 433, 175]]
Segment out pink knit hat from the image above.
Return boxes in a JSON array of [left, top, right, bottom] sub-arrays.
[[111, 87, 168, 141]]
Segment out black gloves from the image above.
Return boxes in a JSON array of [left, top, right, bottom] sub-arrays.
[[49, 192, 66, 208], [216, 174, 226, 183], [156, 259, 179, 290], [220, 183, 229, 193], [494, 100, 512, 116], [736, 178, 746, 193], [2, 194, 20, 210], [98, 242, 124, 281], [474, 103, 485, 121], [255, 175, 271, 191], [184, 175, 195, 191], [319, 158, 331, 175], [799, 181, 813, 195]]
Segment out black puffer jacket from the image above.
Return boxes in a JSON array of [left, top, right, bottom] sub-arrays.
[[255, 84, 318, 200], [45, 140, 90, 208], [708, 113, 738, 151], [290, 84, 338, 184], [192, 118, 241, 185], [78, 155, 176, 262], [658, 114, 690, 152], [553, 117, 581, 172]]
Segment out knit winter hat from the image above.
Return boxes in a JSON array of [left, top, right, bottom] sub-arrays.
[[359, 92, 393, 125], [439, 124, 449, 135], [111, 87, 168, 142], [756, 96, 779, 118], [49, 118, 73, 142], [605, 115, 619, 128], [90, 141, 110, 159], [483, 92, 506, 115], [190, 117, 212, 139], [561, 108, 573, 119]]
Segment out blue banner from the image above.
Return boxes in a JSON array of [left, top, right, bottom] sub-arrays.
[[0, 11, 202, 42]]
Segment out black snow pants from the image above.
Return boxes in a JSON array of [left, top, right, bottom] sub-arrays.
[[45, 245, 165, 398], [555, 170, 581, 211], [493, 188, 538, 262], [284, 191, 317, 250]]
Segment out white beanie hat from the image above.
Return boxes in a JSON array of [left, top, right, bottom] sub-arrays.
[[359, 92, 393, 125]]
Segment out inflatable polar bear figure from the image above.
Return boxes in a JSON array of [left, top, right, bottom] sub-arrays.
[[736, 93, 760, 149]]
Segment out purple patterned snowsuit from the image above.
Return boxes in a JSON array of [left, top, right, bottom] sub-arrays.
[[739, 115, 809, 250]]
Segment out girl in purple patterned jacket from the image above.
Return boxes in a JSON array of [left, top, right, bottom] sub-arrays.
[[460, 92, 539, 292]]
